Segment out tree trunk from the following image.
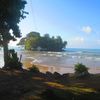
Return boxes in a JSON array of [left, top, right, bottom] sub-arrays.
[[3, 41, 9, 68]]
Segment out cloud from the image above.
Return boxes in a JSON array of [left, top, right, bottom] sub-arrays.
[[82, 26, 92, 34], [74, 37, 84, 44]]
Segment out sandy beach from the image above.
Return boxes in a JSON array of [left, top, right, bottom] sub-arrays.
[[22, 58, 100, 74], [1, 49, 100, 74]]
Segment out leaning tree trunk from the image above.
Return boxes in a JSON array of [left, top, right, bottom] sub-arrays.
[[3, 41, 9, 68]]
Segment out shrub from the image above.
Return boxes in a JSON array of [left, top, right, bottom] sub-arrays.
[[74, 63, 89, 78], [75, 63, 88, 73], [29, 64, 39, 73], [5, 49, 23, 70]]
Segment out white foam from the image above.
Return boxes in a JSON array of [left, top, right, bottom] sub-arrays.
[[32, 59, 42, 63], [63, 53, 67, 56], [72, 56, 77, 58], [49, 54, 55, 56], [94, 57, 100, 61], [56, 55, 62, 57], [56, 52, 62, 55], [78, 56, 82, 59], [26, 57, 35, 60], [47, 52, 53, 54], [84, 56, 93, 60], [41, 54, 47, 56]]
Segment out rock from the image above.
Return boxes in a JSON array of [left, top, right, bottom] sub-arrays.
[[46, 71, 53, 77], [46, 71, 53, 80], [53, 72, 61, 79], [62, 73, 69, 78]]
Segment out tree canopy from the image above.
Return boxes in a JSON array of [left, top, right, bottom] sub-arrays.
[[0, 0, 27, 67], [18, 31, 67, 51], [0, 0, 27, 43]]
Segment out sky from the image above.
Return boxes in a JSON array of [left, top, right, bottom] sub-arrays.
[[10, 0, 100, 49]]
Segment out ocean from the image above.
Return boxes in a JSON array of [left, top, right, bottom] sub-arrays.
[[0, 46, 100, 73]]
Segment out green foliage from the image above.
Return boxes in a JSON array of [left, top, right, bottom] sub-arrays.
[[0, 0, 27, 67], [25, 37, 40, 50], [27, 31, 40, 38], [29, 64, 39, 73], [0, 0, 27, 43], [19, 32, 67, 51], [25, 37, 34, 50], [24, 31, 40, 50], [7, 49, 22, 70], [75, 63, 88, 74]]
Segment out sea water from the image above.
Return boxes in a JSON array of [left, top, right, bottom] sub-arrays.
[[0, 46, 100, 71], [22, 48, 100, 68]]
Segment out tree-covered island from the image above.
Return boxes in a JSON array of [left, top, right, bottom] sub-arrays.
[[18, 31, 67, 51]]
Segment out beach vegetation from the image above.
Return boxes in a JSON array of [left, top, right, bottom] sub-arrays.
[[29, 64, 39, 73], [18, 32, 67, 51], [5, 49, 22, 70], [75, 63, 89, 77]]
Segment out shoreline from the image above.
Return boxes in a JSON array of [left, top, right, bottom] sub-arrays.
[[22, 59, 100, 74]]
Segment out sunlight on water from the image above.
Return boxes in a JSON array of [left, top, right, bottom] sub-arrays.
[[0, 47, 100, 73]]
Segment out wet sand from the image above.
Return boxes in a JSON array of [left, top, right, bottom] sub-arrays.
[[22, 58, 100, 74]]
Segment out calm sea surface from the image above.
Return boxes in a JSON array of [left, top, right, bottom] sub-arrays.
[[1, 46, 100, 70]]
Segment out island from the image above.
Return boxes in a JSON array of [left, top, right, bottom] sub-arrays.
[[18, 31, 67, 52]]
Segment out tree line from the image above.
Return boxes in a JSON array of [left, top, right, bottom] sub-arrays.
[[18, 31, 67, 51]]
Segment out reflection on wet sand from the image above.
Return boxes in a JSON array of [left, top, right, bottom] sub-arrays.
[[22, 58, 100, 74], [22, 58, 75, 74]]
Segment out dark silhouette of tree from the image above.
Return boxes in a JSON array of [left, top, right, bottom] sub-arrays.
[[0, 0, 27, 67]]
